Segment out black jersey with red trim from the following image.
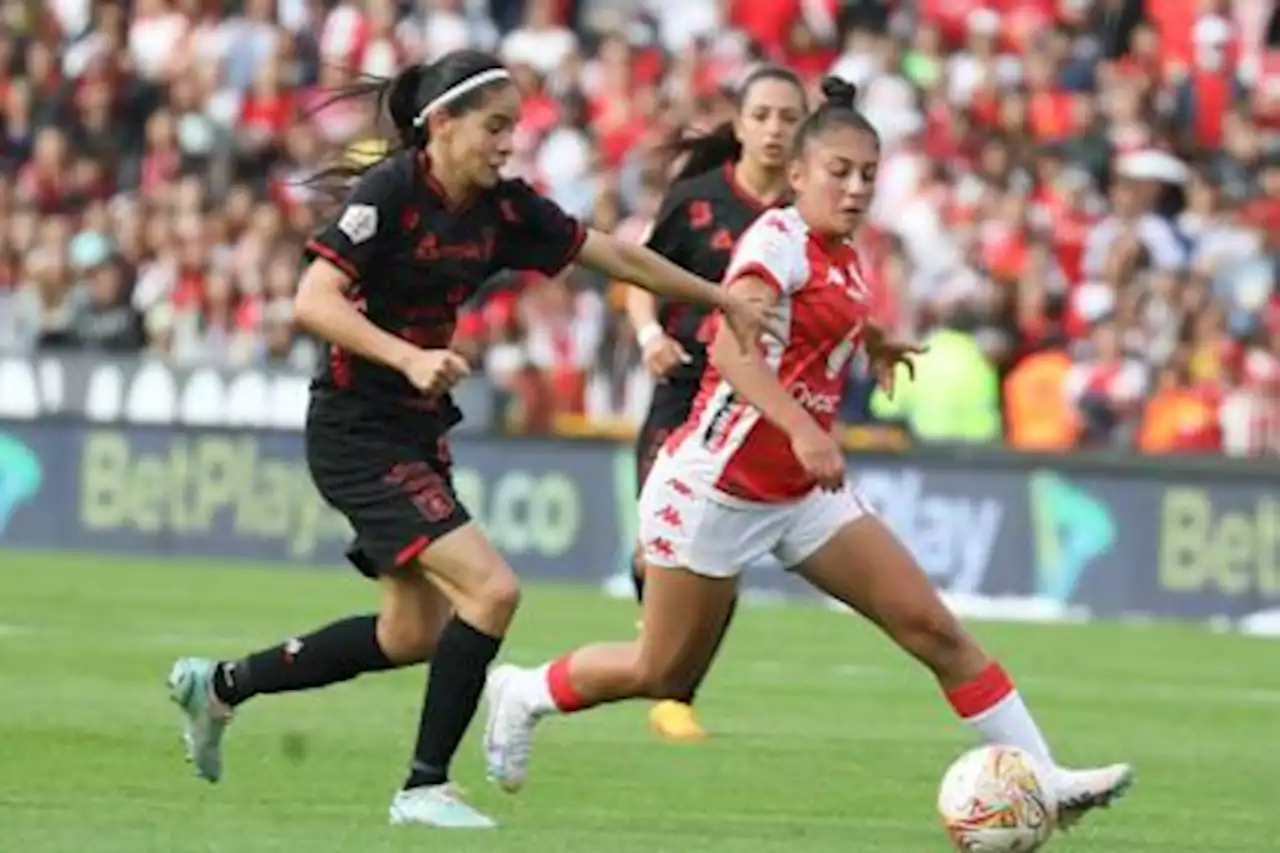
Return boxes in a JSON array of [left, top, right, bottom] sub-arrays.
[[645, 162, 772, 382], [304, 149, 586, 427]]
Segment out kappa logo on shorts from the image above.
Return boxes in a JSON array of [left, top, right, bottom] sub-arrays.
[[654, 505, 683, 529], [665, 477, 694, 497], [647, 537, 676, 561]]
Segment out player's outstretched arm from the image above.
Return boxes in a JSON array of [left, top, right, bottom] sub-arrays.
[[579, 229, 729, 311], [578, 230, 777, 353]]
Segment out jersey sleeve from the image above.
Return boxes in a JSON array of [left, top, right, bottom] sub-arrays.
[[304, 165, 403, 281], [642, 185, 689, 263], [496, 180, 588, 277], [723, 212, 805, 294]]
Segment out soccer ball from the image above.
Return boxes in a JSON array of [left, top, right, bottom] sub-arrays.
[[937, 745, 1056, 853]]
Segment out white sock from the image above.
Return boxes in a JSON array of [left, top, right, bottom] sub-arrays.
[[964, 691, 1054, 768], [946, 661, 1054, 768]]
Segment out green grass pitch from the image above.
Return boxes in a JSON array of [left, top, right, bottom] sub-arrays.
[[0, 549, 1276, 851]]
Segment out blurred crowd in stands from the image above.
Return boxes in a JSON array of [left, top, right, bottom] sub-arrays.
[[0, 0, 1277, 455]]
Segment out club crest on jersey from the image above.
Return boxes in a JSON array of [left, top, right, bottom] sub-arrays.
[[338, 204, 378, 244], [689, 200, 713, 229]]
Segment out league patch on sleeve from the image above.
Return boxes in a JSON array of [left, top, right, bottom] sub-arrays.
[[338, 204, 378, 244]]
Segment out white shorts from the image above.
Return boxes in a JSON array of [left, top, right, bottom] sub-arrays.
[[637, 452, 873, 579]]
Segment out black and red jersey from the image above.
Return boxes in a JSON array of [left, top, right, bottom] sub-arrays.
[[304, 149, 586, 428], [645, 162, 774, 382]]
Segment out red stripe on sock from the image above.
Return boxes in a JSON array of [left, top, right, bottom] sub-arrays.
[[547, 655, 586, 712], [946, 661, 1015, 719]]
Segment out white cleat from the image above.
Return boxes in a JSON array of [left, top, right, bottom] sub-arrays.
[[167, 657, 233, 783], [483, 664, 540, 794], [1052, 763, 1135, 828], [388, 784, 497, 829]]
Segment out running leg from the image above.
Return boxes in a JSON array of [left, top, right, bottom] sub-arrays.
[[484, 565, 736, 792], [795, 512, 1133, 827]]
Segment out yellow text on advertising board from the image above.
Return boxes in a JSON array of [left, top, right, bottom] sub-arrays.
[[1159, 487, 1280, 598]]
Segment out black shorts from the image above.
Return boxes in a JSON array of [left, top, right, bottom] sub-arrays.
[[306, 392, 471, 579], [635, 377, 699, 495]]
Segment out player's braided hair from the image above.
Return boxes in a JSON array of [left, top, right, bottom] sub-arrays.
[[669, 63, 807, 182], [303, 50, 511, 197], [792, 76, 879, 157]]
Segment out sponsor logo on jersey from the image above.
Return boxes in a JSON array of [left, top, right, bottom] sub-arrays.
[[789, 381, 840, 415]]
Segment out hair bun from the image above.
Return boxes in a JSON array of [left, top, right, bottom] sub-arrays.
[[819, 76, 858, 110]]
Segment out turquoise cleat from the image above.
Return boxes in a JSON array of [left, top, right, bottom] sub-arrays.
[[389, 785, 498, 829], [166, 657, 233, 783]]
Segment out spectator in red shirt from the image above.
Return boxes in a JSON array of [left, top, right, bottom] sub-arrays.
[[139, 110, 182, 198], [18, 127, 72, 214], [1025, 52, 1076, 142], [1173, 15, 1247, 151], [1139, 361, 1224, 453], [238, 59, 295, 174], [729, 0, 801, 57], [1066, 317, 1151, 447], [782, 19, 838, 84]]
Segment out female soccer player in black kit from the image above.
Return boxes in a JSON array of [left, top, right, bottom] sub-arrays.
[[165, 49, 775, 830], [627, 65, 807, 741]]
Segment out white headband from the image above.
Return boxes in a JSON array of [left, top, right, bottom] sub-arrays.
[[411, 68, 512, 128]]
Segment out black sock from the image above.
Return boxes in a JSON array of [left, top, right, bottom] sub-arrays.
[[674, 596, 738, 706], [404, 616, 502, 789], [211, 614, 397, 707]]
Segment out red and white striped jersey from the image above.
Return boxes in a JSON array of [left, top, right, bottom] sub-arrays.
[[667, 206, 873, 503]]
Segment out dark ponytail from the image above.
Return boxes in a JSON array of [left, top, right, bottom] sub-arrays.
[[792, 75, 878, 156], [386, 64, 430, 148], [669, 63, 807, 182], [302, 50, 510, 197], [671, 124, 742, 182]]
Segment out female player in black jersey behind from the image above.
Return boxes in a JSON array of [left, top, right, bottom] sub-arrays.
[[165, 49, 775, 830], [627, 64, 807, 741]]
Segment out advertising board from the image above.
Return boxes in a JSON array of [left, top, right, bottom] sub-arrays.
[[2, 420, 1278, 623]]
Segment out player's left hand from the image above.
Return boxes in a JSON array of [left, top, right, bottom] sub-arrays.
[[721, 292, 784, 353], [866, 338, 927, 398]]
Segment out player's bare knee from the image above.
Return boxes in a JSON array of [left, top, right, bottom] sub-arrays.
[[473, 572, 522, 628], [376, 611, 436, 664]]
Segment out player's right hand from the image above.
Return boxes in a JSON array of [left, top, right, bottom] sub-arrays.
[[402, 349, 471, 396], [790, 424, 845, 492], [642, 333, 692, 381]]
